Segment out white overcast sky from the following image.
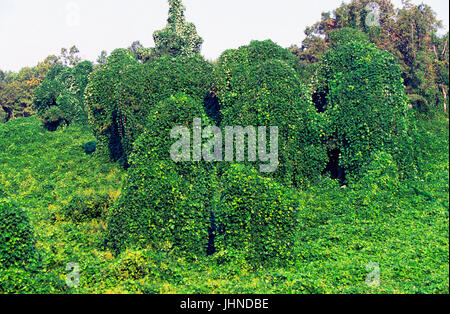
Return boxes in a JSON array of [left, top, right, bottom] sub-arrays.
[[0, 0, 449, 72]]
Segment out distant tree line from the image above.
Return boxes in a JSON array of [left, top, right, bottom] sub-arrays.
[[289, 0, 449, 114]]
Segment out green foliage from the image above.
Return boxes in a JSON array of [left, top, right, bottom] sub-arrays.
[[153, 0, 203, 57], [0, 56, 59, 123], [0, 200, 38, 269], [328, 27, 370, 46], [33, 61, 93, 130], [106, 94, 215, 258], [315, 40, 409, 180], [85, 49, 142, 163], [0, 116, 124, 293], [62, 193, 111, 222], [216, 40, 305, 98], [0, 111, 447, 293], [85, 50, 213, 164], [0, 1, 448, 293], [143, 54, 213, 105], [216, 164, 299, 267], [216, 41, 327, 187]]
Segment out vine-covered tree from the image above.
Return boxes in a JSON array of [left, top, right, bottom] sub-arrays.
[[290, 0, 449, 113], [85, 48, 213, 164], [215, 40, 327, 187], [33, 61, 93, 130], [153, 0, 203, 57], [314, 40, 410, 181]]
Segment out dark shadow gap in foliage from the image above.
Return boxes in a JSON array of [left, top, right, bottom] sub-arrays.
[[44, 119, 64, 132], [109, 111, 128, 168], [206, 211, 217, 256], [324, 148, 346, 184], [83, 141, 97, 155], [204, 89, 221, 125], [312, 88, 328, 113]]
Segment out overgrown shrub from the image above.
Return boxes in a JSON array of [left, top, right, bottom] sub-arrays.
[[328, 27, 370, 47], [85, 50, 213, 164], [216, 49, 328, 187], [106, 94, 215, 258], [215, 164, 299, 267], [0, 200, 38, 269], [85, 49, 140, 163], [315, 40, 410, 181], [215, 40, 306, 108], [62, 193, 111, 222], [33, 61, 93, 130]]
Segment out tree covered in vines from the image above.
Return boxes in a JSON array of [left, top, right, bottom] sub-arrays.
[[153, 0, 204, 58]]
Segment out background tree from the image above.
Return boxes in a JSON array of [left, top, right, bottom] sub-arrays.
[[290, 0, 449, 113], [0, 55, 58, 123], [60, 45, 81, 67], [33, 61, 93, 130], [96, 50, 108, 66]]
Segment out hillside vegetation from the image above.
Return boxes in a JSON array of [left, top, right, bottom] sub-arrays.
[[0, 0, 448, 294], [0, 114, 447, 293]]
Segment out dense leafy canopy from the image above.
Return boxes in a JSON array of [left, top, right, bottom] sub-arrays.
[[85, 48, 213, 164], [106, 94, 214, 257], [153, 0, 203, 57], [215, 40, 327, 187], [33, 61, 93, 130], [315, 40, 409, 180], [216, 164, 299, 266]]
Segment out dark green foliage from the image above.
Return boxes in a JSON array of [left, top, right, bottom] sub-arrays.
[[0, 200, 38, 269], [215, 164, 299, 267], [328, 27, 370, 47], [216, 42, 328, 186], [85, 50, 213, 164], [216, 40, 305, 102], [85, 49, 140, 163], [153, 0, 203, 57], [315, 41, 409, 180], [83, 141, 97, 155], [62, 193, 111, 222], [106, 94, 215, 258], [0, 0, 448, 292], [33, 61, 93, 130], [0, 199, 64, 294], [143, 54, 213, 105]]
